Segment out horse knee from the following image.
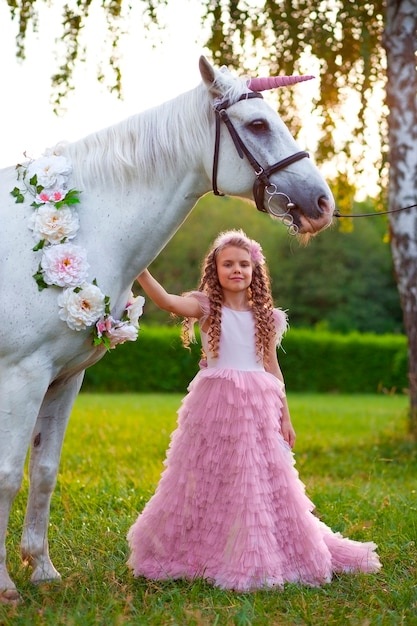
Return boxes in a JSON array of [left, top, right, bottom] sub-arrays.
[[30, 460, 58, 494], [0, 466, 23, 500]]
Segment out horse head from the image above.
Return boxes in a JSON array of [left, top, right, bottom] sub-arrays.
[[199, 56, 335, 239]]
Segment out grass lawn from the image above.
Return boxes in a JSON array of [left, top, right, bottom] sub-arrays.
[[1, 393, 416, 625]]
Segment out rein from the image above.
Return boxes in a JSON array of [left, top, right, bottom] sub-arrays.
[[212, 92, 309, 216], [335, 204, 417, 218]]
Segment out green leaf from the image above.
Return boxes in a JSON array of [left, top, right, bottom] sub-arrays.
[[63, 196, 81, 206], [66, 188, 81, 200], [29, 174, 38, 186], [92, 330, 111, 351], [55, 188, 81, 209], [10, 187, 25, 203], [33, 266, 48, 291], [33, 239, 45, 252]]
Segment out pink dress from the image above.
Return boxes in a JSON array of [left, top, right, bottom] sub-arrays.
[[127, 295, 381, 591]]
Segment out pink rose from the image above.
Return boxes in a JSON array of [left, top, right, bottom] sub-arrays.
[[41, 243, 89, 287]]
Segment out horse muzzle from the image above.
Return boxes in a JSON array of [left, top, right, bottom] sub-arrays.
[[258, 180, 335, 236]]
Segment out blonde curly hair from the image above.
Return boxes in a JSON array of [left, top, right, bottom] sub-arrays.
[[181, 229, 276, 365]]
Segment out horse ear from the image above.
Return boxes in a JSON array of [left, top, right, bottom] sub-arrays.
[[199, 56, 227, 98], [199, 56, 215, 83]]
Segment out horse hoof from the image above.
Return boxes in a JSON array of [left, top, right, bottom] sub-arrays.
[[0, 588, 21, 605], [32, 576, 62, 589], [31, 568, 61, 586]]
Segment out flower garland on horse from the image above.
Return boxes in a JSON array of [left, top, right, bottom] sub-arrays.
[[11, 149, 144, 350]]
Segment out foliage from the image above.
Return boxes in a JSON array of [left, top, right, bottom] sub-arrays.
[[5, 0, 387, 185], [1, 392, 415, 624], [204, 1, 386, 168], [139, 194, 403, 334], [82, 324, 408, 395], [6, 0, 128, 108], [83, 324, 202, 393], [281, 330, 408, 394]]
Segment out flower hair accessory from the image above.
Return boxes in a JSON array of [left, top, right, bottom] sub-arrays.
[[213, 229, 265, 265], [249, 240, 265, 265], [11, 149, 144, 350]]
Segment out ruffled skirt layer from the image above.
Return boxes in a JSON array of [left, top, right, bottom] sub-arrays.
[[127, 368, 381, 591]]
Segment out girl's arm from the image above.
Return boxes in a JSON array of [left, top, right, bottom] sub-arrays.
[[136, 269, 203, 319], [265, 339, 296, 449]]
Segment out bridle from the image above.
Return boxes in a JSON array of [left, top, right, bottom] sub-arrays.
[[212, 91, 309, 224], [211, 91, 417, 225]]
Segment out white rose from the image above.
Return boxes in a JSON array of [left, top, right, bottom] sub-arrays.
[[58, 283, 106, 331], [126, 295, 145, 327], [27, 154, 72, 190], [107, 323, 139, 348], [28, 204, 79, 245]]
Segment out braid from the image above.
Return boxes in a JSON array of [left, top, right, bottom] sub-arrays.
[[250, 263, 276, 365], [180, 249, 223, 357], [198, 251, 223, 359]]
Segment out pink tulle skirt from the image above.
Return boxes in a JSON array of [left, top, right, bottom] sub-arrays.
[[127, 368, 381, 591]]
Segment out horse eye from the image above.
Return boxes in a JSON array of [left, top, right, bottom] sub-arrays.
[[248, 119, 269, 132]]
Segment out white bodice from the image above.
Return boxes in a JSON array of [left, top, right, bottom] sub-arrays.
[[201, 306, 264, 371]]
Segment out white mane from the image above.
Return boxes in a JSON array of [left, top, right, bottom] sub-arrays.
[[59, 75, 250, 189]]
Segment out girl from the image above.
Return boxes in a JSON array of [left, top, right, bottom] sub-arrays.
[[127, 229, 381, 591]]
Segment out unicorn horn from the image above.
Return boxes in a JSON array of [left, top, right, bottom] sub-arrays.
[[247, 75, 315, 91]]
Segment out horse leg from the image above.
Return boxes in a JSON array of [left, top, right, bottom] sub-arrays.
[[20, 372, 84, 585], [0, 424, 30, 604], [0, 363, 50, 604]]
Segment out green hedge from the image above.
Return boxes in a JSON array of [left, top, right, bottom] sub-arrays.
[[82, 325, 408, 394], [279, 330, 408, 393]]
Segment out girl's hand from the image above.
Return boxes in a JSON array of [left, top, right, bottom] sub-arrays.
[[281, 416, 296, 449]]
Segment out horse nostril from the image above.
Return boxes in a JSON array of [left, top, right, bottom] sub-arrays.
[[318, 195, 334, 216]]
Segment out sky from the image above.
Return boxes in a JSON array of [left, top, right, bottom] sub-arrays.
[[0, 1, 208, 168]]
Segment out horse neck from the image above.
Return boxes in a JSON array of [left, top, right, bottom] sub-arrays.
[[58, 89, 215, 291]]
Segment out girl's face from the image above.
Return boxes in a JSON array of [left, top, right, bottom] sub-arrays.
[[215, 245, 253, 293]]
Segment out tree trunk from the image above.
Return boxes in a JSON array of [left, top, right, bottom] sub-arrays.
[[383, 0, 417, 436]]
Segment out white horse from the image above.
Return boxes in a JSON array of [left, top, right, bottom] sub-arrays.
[[0, 56, 334, 603]]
